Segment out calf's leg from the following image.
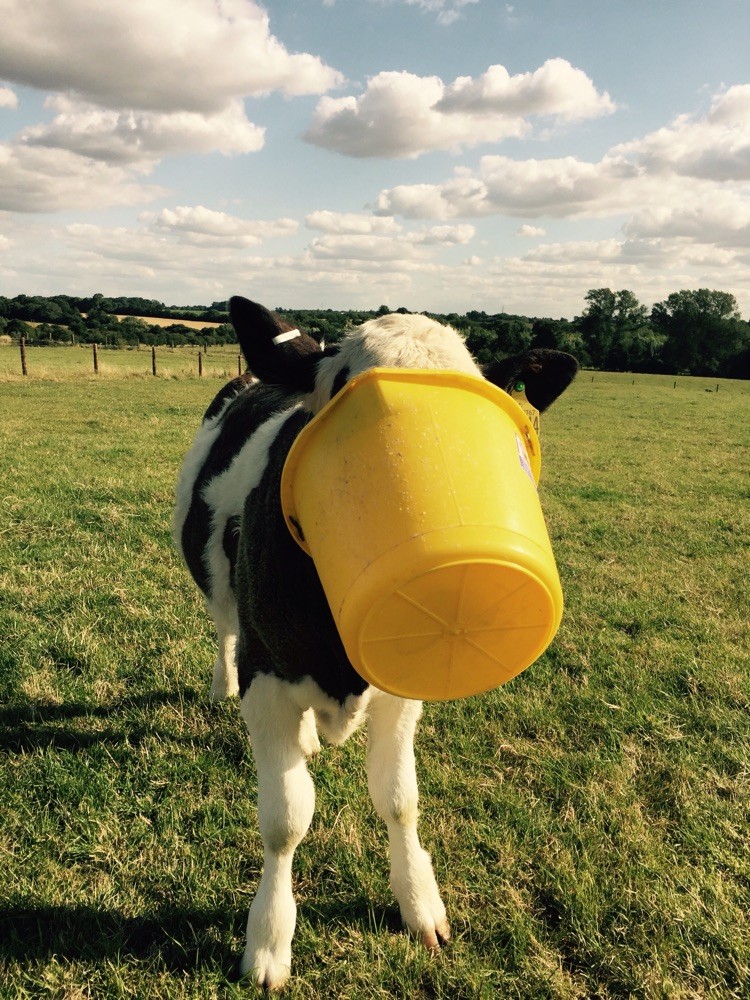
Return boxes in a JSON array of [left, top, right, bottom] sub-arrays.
[[208, 605, 239, 700], [366, 694, 450, 949], [239, 673, 316, 989]]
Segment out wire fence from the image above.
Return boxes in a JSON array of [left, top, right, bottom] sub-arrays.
[[1, 338, 244, 381], [1, 338, 747, 395]]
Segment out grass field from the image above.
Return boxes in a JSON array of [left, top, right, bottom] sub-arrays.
[[0, 343, 242, 382], [0, 365, 748, 998]]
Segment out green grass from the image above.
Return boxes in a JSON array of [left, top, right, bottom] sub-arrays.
[[0, 343, 242, 381], [1, 371, 748, 998]]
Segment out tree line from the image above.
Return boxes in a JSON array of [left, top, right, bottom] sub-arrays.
[[2, 288, 749, 378]]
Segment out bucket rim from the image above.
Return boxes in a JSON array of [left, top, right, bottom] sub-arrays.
[[280, 366, 541, 553]]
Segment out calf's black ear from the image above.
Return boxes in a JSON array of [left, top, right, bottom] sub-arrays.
[[483, 348, 579, 412], [229, 296, 326, 393]]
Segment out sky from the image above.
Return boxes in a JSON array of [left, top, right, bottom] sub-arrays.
[[1, 0, 749, 319]]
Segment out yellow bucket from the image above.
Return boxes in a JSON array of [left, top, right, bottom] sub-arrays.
[[280, 368, 563, 700]]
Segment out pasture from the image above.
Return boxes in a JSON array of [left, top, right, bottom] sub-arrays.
[[0, 343, 241, 382], [0, 361, 748, 998]]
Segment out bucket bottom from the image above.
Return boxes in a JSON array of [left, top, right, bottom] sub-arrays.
[[356, 560, 558, 700]]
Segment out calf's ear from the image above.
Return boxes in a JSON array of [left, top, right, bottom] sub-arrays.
[[483, 348, 579, 412], [229, 295, 327, 393]]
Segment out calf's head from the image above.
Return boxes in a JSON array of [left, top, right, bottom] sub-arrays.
[[229, 295, 578, 413]]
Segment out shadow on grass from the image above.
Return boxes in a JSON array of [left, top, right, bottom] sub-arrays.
[[0, 688, 241, 754], [0, 901, 241, 974], [0, 896, 398, 976]]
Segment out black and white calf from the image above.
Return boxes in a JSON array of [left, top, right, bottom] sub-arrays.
[[174, 296, 577, 989]]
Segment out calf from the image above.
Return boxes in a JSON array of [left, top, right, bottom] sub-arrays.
[[174, 296, 577, 989]]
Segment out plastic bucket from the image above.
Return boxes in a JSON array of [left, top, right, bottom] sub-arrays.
[[280, 368, 563, 700]]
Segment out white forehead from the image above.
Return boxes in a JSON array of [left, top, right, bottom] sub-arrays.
[[310, 312, 482, 412]]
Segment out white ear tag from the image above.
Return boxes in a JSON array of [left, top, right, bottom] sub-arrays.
[[272, 329, 301, 346]]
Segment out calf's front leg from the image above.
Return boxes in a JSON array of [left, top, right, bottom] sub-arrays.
[[240, 673, 316, 989], [366, 693, 450, 949]]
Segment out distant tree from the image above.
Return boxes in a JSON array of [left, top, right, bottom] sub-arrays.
[[457, 311, 528, 362], [607, 289, 665, 371], [723, 345, 750, 379], [530, 318, 559, 350], [575, 288, 655, 370], [499, 316, 533, 354], [575, 287, 616, 367], [212, 322, 235, 346], [464, 324, 498, 363], [117, 316, 152, 345], [651, 289, 748, 375], [66, 313, 87, 341], [7, 318, 32, 339], [530, 317, 578, 351]]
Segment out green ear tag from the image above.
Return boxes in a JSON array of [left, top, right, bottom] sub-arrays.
[[510, 381, 540, 435]]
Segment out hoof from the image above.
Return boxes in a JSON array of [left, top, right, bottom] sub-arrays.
[[239, 950, 291, 991], [420, 918, 451, 951], [210, 659, 239, 701]]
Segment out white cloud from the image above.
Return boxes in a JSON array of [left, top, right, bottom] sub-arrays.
[[623, 193, 750, 247], [613, 84, 750, 181], [377, 155, 641, 218], [516, 224, 546, 237], [64, 224, 186, 269], [306, 72, 484, 159], [472, 234, 749, 317], [0, 1, 345, 213], [305, 210, 402, 235], [437, 59, 616, 122], [0, 0, 342, 113], [5, 208, 750, 320], [400, 0, 479, 26], [523, 239, 622, 263], [147, 206, 298, 246], [478, 155, 640, 216], [60, 218, 295, 282], [0, 85, 17, 109], [408, 223, 476, 245], [371, 82, 750, 278], [307, 219, 475, 264], [0, 144, 165, 212], [305, 60, 614, 158], [310, 233, 422, 262], [20, 97, 265, 165]]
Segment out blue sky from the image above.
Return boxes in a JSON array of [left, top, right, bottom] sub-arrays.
[[1, 0, 749, 318]]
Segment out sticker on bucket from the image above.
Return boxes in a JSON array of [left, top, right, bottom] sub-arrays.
[[516, 433, 536, 487]]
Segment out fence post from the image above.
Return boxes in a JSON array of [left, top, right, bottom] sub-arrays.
[[152, 345, 157, 376], [198, 352, 203, 377], [93, 342, 99, 374], [20, 336, 28, 377], [238, 354, 242, 377]]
